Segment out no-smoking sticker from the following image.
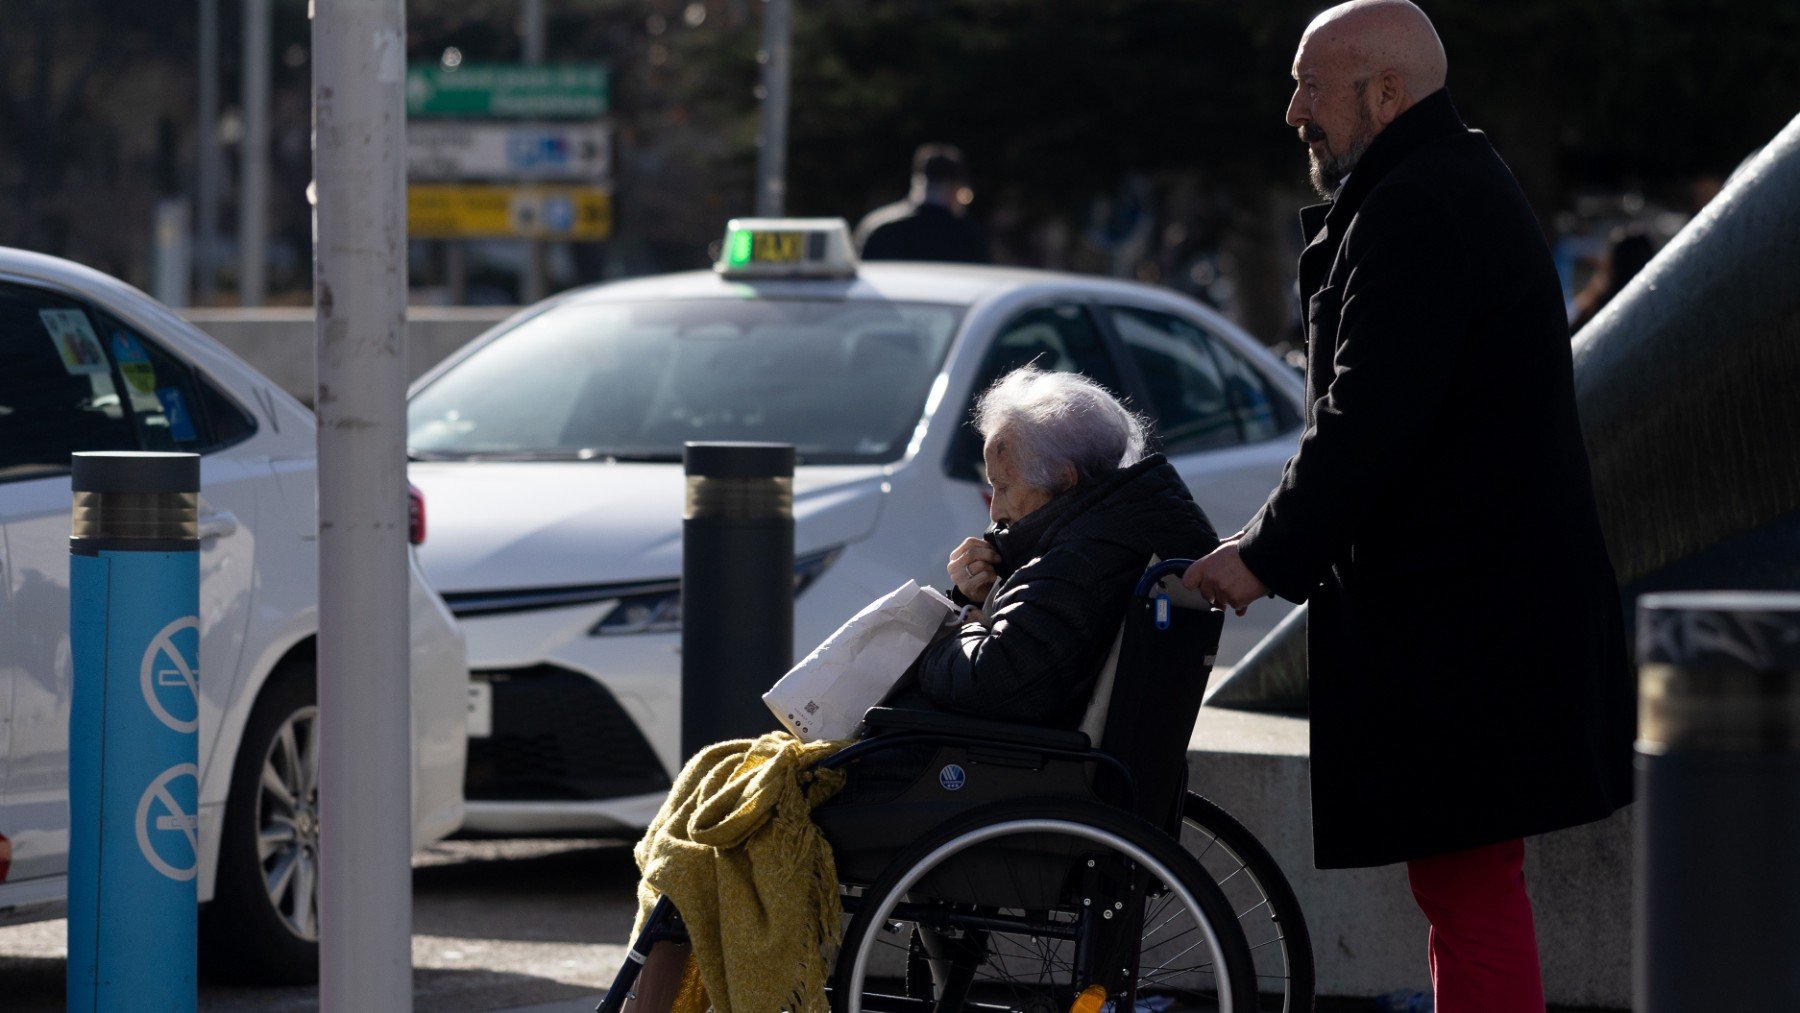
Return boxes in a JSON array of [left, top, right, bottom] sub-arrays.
[[135, 763, 200, 882], [140, 616, 200, 734]]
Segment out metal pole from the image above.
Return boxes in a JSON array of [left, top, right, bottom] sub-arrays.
[[1635, 591, 1800, 1012], [152, 198, 193, 308], [197, 0, 220, 303], [313, 0, 412, 1006], [680, 442, 794, 759], [521, 240, 547, 305], [754, 0, 790, 217], [445, 241, 467, 305], [521, 0, 546, 62], [66, 452, 201, 1010], [520, 0, 547, 304], [239, 0, 270, 306]]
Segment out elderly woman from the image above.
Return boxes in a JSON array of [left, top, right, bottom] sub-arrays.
[[905, 365, 1219, 728]]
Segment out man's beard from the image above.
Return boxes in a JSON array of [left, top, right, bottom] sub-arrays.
[[1305, 105, 1375, 199]]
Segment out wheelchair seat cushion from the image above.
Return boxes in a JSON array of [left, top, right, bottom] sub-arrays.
[[813, 731, 1100, 885], [861, 704, 1091, 751]]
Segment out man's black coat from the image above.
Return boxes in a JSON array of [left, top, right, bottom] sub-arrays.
[[1236, 89, 1634, 869], [855, 200, 990, 264]]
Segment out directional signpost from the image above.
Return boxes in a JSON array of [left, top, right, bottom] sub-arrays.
[[408, 122, 611, 183], [406, 61, 612, 300], [406, 63, 608, 119], [408, 184, 612, 240]]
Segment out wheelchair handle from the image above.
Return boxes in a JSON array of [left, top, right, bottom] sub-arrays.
[[1133, 558, 1196, 599]]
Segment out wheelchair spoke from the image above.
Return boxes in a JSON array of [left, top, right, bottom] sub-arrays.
[[1178, 791, 1316, 1012], [1236, 895, 1272, 920], [833, 801, 1257, 1013]]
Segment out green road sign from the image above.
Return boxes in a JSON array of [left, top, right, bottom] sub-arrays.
[[407, 63, 609, 119]]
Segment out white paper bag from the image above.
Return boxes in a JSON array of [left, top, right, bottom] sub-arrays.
[[763, 580, 958, 742]]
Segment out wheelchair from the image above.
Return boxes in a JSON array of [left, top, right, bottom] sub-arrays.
[[598, 560, 1314, 1013]]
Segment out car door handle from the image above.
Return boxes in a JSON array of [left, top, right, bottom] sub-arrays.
[[198, 509, 239, 542]]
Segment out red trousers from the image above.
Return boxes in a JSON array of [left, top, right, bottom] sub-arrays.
[[1404, 839, 1546, 1013]]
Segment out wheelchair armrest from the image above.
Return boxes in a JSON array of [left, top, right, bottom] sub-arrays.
[[861, 707, 1092, 752]]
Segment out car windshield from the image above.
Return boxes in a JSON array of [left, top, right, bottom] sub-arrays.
[[407, 298, 963, 465]]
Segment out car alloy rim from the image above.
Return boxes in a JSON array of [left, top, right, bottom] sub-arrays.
[[256, 703, 321, 941]]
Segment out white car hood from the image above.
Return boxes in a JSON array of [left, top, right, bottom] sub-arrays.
[[410, 460, 890, 592]]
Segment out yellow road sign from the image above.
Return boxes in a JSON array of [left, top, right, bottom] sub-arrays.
[[407, 184, 612, 240]]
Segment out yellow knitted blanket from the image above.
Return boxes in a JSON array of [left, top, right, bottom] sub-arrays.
[[632, 732, 850, 1013]]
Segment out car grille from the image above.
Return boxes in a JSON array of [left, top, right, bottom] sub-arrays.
[[442, 580, 675, 618], [465, 665, 671, 802]]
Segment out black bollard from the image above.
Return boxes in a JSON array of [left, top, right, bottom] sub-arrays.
[[680, 442, 794, 760], [1636, 591, 1800, 1012]]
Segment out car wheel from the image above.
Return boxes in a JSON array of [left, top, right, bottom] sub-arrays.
[[199, 658, 320, 984]]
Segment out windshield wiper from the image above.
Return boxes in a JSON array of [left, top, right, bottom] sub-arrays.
[[405, 449, 571, 462], [406, 449, 684, 463]]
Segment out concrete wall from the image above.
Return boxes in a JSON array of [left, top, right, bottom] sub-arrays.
[[1188, 707, 1632, 1007], [182, 307, 516, 404]]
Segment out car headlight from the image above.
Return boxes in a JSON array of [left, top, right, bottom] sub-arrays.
[[589, 546, 843, 636], [791, 545, 843, 597], [590, 582, 683, 636]]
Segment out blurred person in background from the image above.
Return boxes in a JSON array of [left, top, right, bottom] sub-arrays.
[[1185, 1, 1633, 1009], [854, 143, 991, 263], [1569, 227, 1656, 333]]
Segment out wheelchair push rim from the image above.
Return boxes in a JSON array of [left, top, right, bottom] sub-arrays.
[[1179, 791, 1316, 1012], [834, 798, 1257, 1013]]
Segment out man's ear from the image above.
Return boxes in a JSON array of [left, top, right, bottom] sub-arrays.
[[1374, 69, 1407, 125], [1058, 461, 1079, 491]]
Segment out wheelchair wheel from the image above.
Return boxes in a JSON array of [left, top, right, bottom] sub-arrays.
[[1179, 792, 1315, 1012], [833, 796, 1258, 1013]]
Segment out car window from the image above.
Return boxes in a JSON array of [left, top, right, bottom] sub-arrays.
[[0, 288, 258, 482], [407, 299, 963, 465], [196, 377, 258, 448], [90, 310, 253, 453], [944, 303, 1131, 483], [1106, 305, 1290, 453], [0, 283, 138, 481]]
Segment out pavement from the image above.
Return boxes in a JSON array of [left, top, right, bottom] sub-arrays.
[[0, 837, 641, 1012], [0, 833, 1626, 1011]]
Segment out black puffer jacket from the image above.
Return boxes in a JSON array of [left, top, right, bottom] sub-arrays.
[[915, 455, 1218, 728]]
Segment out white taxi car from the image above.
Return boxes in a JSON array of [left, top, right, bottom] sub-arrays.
[[0, 247, 468, 983], [407, 219, 1301, 836]]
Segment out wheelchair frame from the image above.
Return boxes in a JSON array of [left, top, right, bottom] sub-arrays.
[[596, 559, 1313, 1013]]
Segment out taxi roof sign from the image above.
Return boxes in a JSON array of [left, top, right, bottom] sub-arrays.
[[715, 217, 859, 279]]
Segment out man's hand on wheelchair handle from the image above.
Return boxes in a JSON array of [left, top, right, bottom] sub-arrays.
[[1182, 539, 1269, 616]]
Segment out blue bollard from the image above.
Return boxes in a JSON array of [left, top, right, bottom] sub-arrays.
[[67, 451, 201, 1011]]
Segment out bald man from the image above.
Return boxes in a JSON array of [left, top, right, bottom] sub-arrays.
[[1185, 2, 1633, 1009]]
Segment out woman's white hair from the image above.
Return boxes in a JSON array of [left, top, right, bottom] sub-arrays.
[[972, 366, 1149, 491]]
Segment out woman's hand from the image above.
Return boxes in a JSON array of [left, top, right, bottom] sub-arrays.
[[947, 536, 1000, 602]]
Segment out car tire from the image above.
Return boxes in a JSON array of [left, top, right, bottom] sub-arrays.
[[199, 657, 320, 984]]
